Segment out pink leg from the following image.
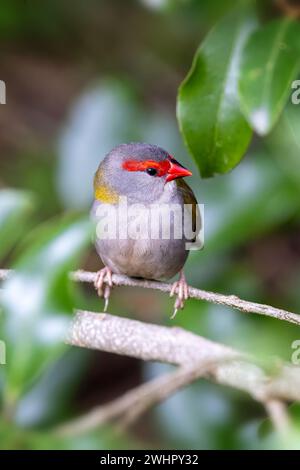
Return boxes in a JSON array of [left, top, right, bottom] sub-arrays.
[[169, 270, 190, 319], [94, 266, 113, 312]]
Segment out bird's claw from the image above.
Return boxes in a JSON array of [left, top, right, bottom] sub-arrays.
[[169, 273, 190, 319], [94, 267, 113, 312]]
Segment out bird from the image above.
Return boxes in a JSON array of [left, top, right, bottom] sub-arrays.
[[91, 142, 201, 318]]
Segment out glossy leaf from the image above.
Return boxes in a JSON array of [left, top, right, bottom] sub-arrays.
[[239, 18, 300, 135], [0, 214, 92, 403], [177, 8, 255, 177], [0, 190, 35, 260]]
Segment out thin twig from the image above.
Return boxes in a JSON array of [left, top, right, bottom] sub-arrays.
[[71, 270, 300, 327], [56, 362, 214, 437], [1, 268, 299, 326], [265, 400, 292, 435]]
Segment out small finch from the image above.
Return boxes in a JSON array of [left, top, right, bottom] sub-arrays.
[[92, 143, 201, 317]]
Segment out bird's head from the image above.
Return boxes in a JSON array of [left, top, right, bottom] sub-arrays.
[[94, 143, 192, 203]]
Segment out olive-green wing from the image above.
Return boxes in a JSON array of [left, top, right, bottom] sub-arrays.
[[176, 179, 201, 241]]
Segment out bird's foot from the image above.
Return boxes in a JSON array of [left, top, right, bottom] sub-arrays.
[[94, 266, 113, 312], [169, 271, 190, 319]]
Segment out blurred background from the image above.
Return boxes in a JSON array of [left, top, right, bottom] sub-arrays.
[[1, 0, 300, 450]]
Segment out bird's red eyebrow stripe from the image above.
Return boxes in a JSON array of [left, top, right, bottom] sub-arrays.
[[122, 159, 170, 176]]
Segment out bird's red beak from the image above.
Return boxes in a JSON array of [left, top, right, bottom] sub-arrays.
[[166, 158, 192, 183]]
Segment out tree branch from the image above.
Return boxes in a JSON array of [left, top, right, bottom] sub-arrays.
[[2, 266, 300, 436], [67, 311, 300, 403], [265, 400, 291, 436], [1, 268, 300, 326], [71, 270, 300, 327], [60, 310, 300, 436], [56, 361, 215, 437]]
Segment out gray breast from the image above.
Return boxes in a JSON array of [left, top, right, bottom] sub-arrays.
[[92, 184, 192, 281]]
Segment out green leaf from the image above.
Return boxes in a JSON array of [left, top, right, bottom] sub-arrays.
[[0, 214, 92, 405], [177, 8, 255, 177], [0, 190, 35, 260], [238, 18, 300, 136]]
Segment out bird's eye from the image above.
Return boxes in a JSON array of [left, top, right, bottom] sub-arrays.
[[146, 167, 157, 176]]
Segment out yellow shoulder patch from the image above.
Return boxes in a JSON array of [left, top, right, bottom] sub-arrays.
[[94, 167, 119, 203], [95, 184, 119, 204]]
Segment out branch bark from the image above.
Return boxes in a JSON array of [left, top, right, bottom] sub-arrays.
[[71, 270, 300, 327], [2, 266, 299, 436], [1, 268, 300, 326], [67, 311, 300, 403], [61, 310, 300, 435]]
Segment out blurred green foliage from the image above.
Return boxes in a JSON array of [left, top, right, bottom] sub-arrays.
[[0, 190, 35, 259], [1, 0, 300, 451]]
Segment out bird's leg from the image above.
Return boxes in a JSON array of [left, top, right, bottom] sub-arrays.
[[169, 270, 190, 319], [94, 266, 113, 312]]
